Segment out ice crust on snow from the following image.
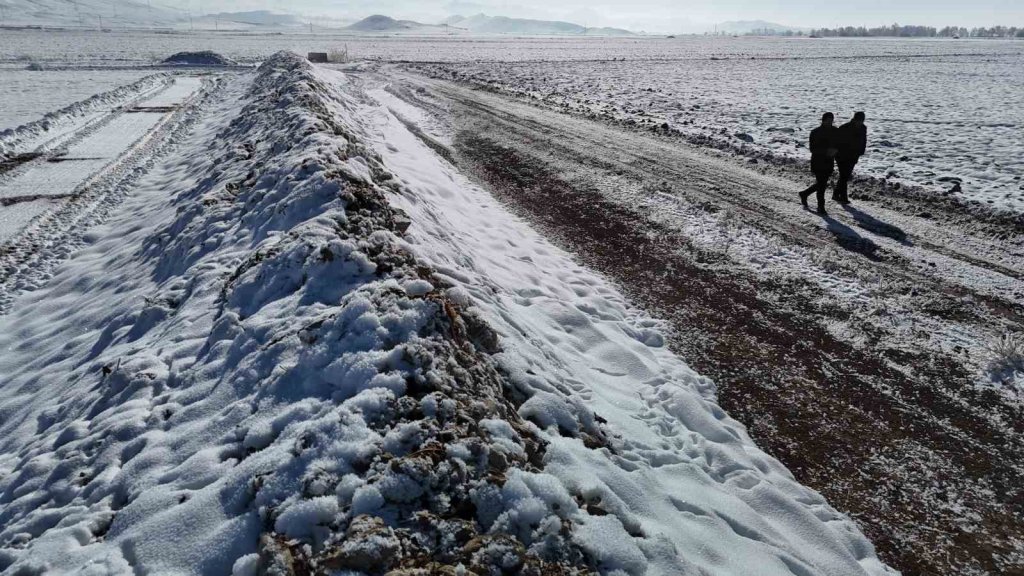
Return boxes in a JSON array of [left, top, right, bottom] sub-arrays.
[[0, 51, 895, 575]]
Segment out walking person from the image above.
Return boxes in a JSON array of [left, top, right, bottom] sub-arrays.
[[834, 111, 867, 204], [799, 112, 839, 215]]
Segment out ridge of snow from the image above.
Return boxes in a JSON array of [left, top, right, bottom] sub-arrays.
[[0, 51, 588, 574]]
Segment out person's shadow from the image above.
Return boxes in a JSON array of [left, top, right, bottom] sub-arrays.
[[811, 209, 883, 260], [842, 204, 911, 246]]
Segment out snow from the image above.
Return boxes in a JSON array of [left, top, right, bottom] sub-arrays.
[[0, 199, 56, 241], [0, 51, 897, 574], [0, 0, 183, 29], [138, 75, 204, 107], [0, 67, 153, 132], [363, 78, 895, 575], [0, 72, 169, 159], [3, 28, 1019, 66], [411, 44, 1024, 211], [0, 75, 202, 244]]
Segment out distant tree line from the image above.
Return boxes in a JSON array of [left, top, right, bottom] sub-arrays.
[[803, 24, 1024, 38]]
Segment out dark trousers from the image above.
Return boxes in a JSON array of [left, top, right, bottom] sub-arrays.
[[802, 170, 831, 210], [835, 158, 857, 203]]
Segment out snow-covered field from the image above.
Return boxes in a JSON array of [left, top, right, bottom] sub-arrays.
[[0, 51, 897, 576], [3, 29, 1022, 211], [0, 66, 151, 131], [411, 47, 1024, 212], [0, 27, 1021, 576], [1, 28, 1017, 64]]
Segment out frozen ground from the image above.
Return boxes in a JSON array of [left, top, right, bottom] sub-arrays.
[[0, 66, 151, 131], [0, 52, 896, 576]]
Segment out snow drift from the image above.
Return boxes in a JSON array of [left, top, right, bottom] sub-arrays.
[[0, 52, 894, 575]]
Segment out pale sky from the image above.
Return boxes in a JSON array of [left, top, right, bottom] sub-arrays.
[[189, 0, 1024, 33]]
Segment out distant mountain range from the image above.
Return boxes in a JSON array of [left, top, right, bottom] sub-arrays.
[[0, 1, 311, 31], [343, 14, 634, 36], [0, 0, 179, 28], [202, 11, 304, 28], [443, 14, 635, 36], [1, 3, 796, 38], [713, 20, 809, 34]]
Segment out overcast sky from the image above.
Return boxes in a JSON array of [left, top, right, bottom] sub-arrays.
[[190, 0, 1024, 33]]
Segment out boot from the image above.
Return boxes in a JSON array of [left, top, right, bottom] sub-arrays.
[[799, 188, 812, 208]]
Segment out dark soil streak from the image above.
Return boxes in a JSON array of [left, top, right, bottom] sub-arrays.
[[0, 153, 44, 176], [0, 194, 72, 207]]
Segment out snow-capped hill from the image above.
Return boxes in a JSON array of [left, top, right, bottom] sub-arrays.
[[446, 13, 635, 36], [202, 10, 304, 28], [0, 1, 304, 30], [716, 20, 807, 34], [345, 14, 425, 32], [0, 0, 182, 28]]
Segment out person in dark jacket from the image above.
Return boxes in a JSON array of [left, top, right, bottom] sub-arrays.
[[799, 112, 838, 214], [834, 111, 867, 204]]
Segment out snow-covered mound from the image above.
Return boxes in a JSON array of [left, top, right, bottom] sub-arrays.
[[163, 51, 238, 67], [0, 52, 894, 575]]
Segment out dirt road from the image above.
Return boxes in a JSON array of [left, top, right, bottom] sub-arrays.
[[377, 68, 1024, 575]]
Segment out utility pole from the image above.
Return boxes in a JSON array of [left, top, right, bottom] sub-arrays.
[[72, 0, 84, 28]]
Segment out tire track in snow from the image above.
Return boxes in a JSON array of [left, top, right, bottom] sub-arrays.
[[0, 75, 224, 314]]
